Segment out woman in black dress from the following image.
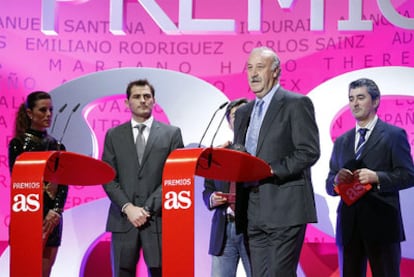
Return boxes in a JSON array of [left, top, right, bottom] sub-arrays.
[[8, 91, 68, 277]]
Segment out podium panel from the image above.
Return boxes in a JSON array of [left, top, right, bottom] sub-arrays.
[[162, 148, 271, 276], [10, 151, 115, 277]]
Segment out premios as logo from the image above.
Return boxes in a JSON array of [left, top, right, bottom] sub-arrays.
[[163, 191, 192, 210], [11, 194, 41, 212]]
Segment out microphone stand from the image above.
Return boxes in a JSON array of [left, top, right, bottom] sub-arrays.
[[54, 103, 80, 171], [59, 103, 80, 144], [208, 109, 229, 168], [198, 101, 228, 148], [210, 111, 228, 148], [50, 103, 67, 135]]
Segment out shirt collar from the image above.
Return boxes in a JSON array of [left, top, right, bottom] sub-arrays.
[[255, 83, 279, 106], [356, 115, 378, 133], [131, 116, 154, 129]]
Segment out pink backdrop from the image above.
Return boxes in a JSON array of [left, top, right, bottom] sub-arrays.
[[1, 0, 414, 276]]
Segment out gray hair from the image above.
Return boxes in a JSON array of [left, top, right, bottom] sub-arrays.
[[251, 46, 280, 71]]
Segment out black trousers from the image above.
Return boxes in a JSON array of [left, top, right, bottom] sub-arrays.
[[338, 237, 401, 277]]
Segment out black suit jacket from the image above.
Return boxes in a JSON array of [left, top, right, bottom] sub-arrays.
[[326, 119, 414, 245], [233, 87, 320, 230]]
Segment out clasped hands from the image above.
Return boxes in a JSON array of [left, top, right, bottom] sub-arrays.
[[124, 204, 151, 228], [334, 168, 379, 185]]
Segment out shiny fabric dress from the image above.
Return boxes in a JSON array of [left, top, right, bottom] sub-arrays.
[[8, 129, 68, 246]]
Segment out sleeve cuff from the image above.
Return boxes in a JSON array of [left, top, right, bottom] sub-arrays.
[[121, 202, 132, 213]]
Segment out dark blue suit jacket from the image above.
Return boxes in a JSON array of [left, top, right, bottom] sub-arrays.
[[326, 119, 414, 245], [202, 179, 231, 255]]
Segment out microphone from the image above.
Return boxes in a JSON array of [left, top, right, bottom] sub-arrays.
[[50, 103, 67, 134], [59, 103, 69, 112], [198, 101, 228, 147], [59, 103, 80, 143]]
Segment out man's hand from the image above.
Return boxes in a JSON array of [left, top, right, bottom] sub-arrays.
[[353, 168, 379, 185], [334, 168, 354, 185], [124, 204, 151, 228], [211, 192, 228, 208], [217, 140, 232, 148]]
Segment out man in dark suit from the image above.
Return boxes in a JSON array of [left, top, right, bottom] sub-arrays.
[[102, 79, 184, 277], [233, 46, 320, 276], [326, 78, 414, 277], [203, 98, 252, 277]]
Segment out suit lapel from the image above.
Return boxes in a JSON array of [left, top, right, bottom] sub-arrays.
[[358, 120, 384, 160], [121, 123, 140, 165], [239, 102, 254, 145], [256, 88, 284, 155], [343, 130, 357, 161], [140, 121, 160, 165]]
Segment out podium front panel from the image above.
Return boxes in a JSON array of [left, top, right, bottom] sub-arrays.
[[10, 152, 54, 277], [9, 151, 115, 277], [162, 148, 203, 276], [162, 148, 271, 276]]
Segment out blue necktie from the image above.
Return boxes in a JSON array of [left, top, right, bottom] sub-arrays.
[[355, 128, 368, 160], [245, 100, 264, 156]]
